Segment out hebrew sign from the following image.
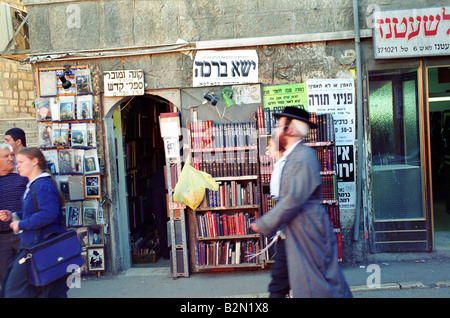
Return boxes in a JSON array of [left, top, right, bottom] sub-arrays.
[[193, 50, 258, 87], [104, 70, 144, 97], [374, 6, 450, 59]]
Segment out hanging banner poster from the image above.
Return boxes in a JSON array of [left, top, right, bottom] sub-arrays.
[[374, 6, 450, 59], [306, 78, 356, 209], [193, 50, 258, 87]]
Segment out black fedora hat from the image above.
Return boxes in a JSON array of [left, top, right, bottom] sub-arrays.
[[273, 106, 317, 128]]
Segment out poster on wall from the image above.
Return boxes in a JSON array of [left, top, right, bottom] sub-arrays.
[[306, 78, 356, 209], [193, 50, 258, 87], [262, 83, 308, 110]]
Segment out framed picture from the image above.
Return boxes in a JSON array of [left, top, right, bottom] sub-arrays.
[[73, 149, 85, 174], [57, 149, 74, 173], [52, 123, 70, 148], [43, 150, 59, 174], [75, 69, 93, 95], [87, 226, 104, 247], [65, 201, 82, 227], [35, 98, 52, 121], [38, 123, 53, 148], [38, 70, 57, 97], [86, 123, 97, 148], [83, 200, 99, 226], [76, 227, 88, 249], [71, 123, 87, 148], [85, 175, 101, 199], [62, 175, 84, 201], [84, 149, 100, 175], [76, 94, 94, 120], [87, 247, 105, 271], [58, 96, 75, 121]]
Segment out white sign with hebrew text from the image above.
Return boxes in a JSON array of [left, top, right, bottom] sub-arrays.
[[374, 6, 450, 59], [104, 70, 144, 96]]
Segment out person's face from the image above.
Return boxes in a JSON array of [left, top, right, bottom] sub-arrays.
[[39, 107, 49, 118], [4, 135, 19, 152], [0, 148, 14, 175], [16, 153, 37, 178], [274, 117, 289, 151]]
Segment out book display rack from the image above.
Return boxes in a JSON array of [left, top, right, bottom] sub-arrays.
[[35, 66, 106, 274], [187, 120, 264, 272]]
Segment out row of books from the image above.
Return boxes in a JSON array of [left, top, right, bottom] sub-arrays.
[[38, 122, 97, 149], [196, 240, 261, 266], [261, 193, 276, 215], [201, 181, 259, 208], [192, 150, 258, 177], [327, 205, 341, 229], [256, 106, 335, 143], [196, 211, 258, 238], [306, 113, 336, 143], [256, 106, 282, 136], [259, 154, 276, 184], [314, 146, 335, 172], [190, 120, 257, 151], [322, 175, 338, 201]]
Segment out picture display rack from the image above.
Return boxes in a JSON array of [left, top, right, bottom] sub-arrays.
[[35, 66, 105, 274], [187, 119, 264, 272], [258, 110, 343, 262]]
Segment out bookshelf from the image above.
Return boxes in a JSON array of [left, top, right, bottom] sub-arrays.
[[187, 120, 264, 272], [257, 107, 343, 262]]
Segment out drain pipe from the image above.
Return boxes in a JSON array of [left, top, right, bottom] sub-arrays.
[[352, 0, 364, 241]]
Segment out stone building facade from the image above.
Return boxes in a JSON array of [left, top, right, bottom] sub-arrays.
[[10, 0, 450, 273]]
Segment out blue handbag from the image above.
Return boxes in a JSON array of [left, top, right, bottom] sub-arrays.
[[20, 230, 83, 287]]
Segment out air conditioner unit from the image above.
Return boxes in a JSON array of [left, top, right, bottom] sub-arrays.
[[0, 3, 29, 52]]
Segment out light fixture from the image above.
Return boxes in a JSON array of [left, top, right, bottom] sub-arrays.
[[59, 65, 72, 90], [203, 93, 219, 106]]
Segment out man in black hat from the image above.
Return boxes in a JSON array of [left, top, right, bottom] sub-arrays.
[[251, 106, 352, 298]]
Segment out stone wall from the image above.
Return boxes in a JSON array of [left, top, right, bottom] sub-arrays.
[[0, 58, 37, 146], [0, 59, 35, 118]]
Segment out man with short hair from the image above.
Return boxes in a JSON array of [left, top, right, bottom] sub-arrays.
[[4, 127, 27, 156], [0, 144, 28, 282]]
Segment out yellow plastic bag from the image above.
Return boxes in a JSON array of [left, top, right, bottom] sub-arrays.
[[173, 155, 219, 210]]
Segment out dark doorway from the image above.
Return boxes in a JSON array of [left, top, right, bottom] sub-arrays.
[[119, 95, 171, 264], [428, 67, 450, 250]]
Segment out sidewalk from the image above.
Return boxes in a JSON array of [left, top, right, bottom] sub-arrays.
[[67, 250, 450, 298]]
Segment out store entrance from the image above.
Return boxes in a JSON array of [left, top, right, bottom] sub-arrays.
[[119, 95, 171, 265], [428, 66, 450, 250]]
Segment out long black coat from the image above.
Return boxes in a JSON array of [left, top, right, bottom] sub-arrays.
[[257, 142, 352, 298]]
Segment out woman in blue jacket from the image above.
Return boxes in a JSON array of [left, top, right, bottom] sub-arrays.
[[1, 147, 67, 298]]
